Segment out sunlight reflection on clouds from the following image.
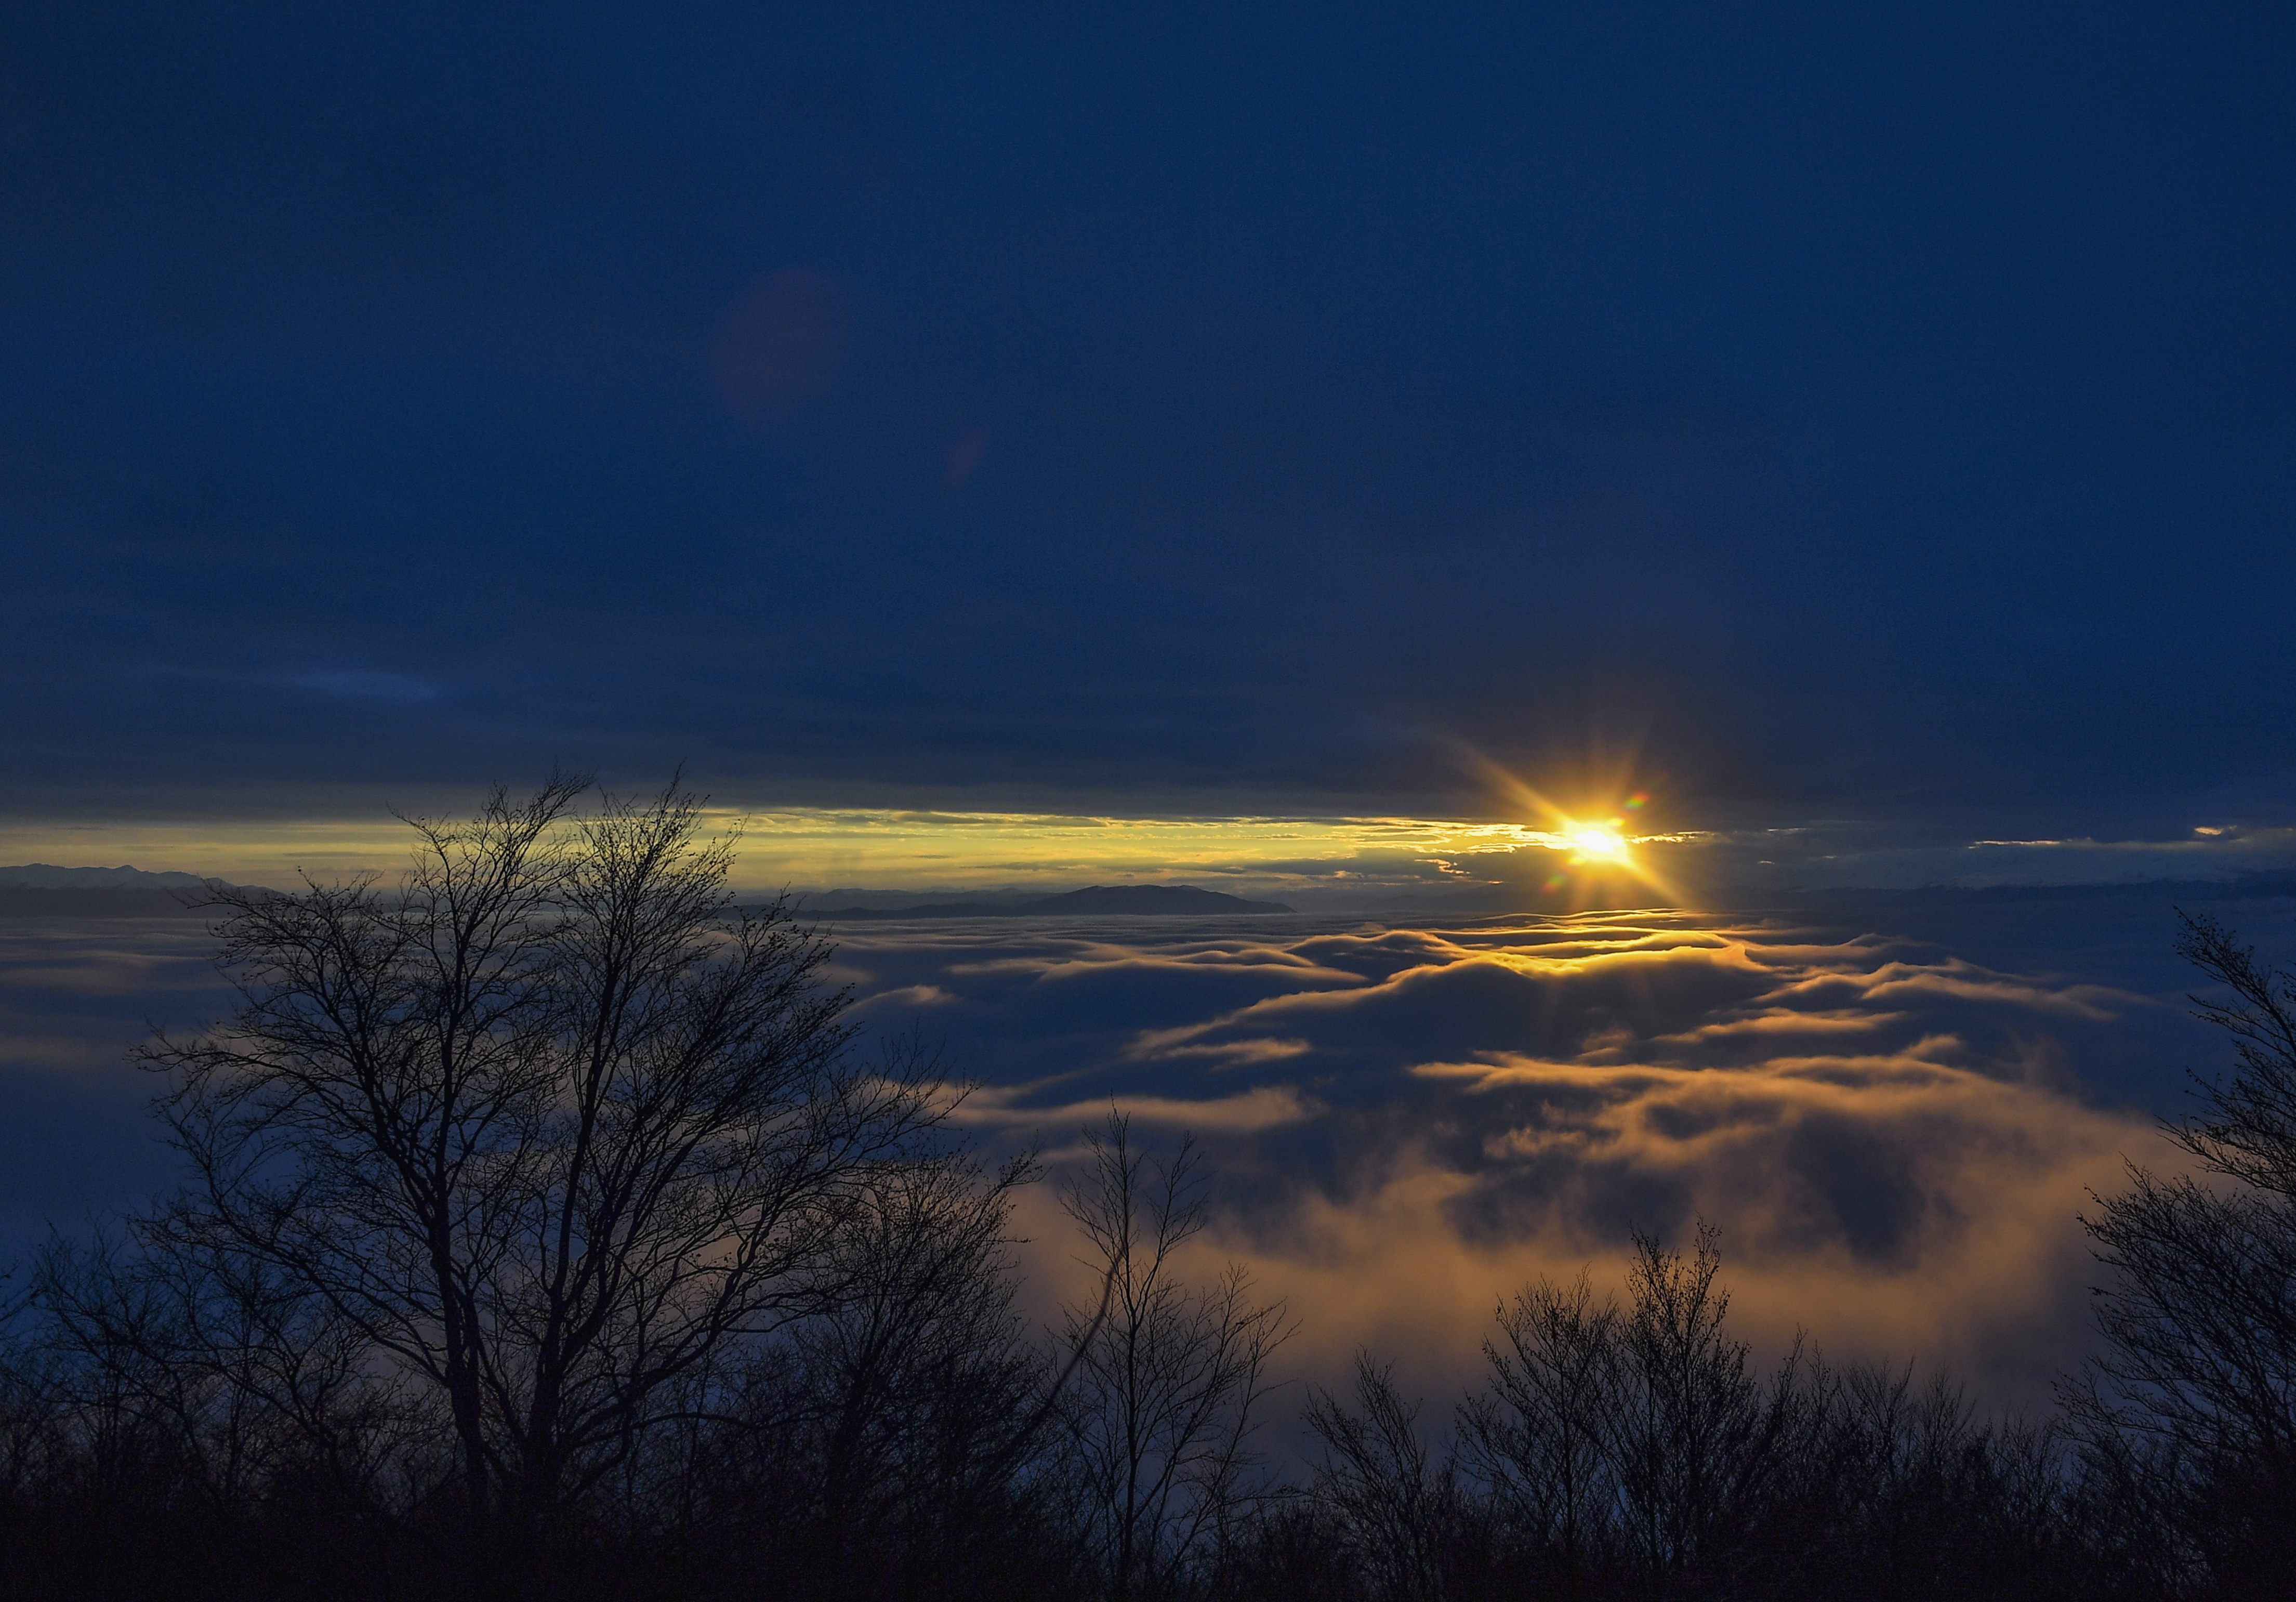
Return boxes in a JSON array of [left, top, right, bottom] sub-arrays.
[[0, 900, 2237, 1411], [839, 910, 2180, 1404]]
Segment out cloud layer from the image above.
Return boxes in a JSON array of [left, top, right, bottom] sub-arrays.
[[835, 907, 2221, 1403], [0, 912, 229, 1246], [4, 892, 2275, 1413]]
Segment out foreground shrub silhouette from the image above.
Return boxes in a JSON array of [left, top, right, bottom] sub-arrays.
[[1454, 1227, 1812, 1596], [1305, 1228, 2092, 1602]]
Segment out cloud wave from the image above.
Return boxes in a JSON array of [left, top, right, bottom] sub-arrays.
[[0, 899, 2232, 1407], [838, 909, 2185, 1403]]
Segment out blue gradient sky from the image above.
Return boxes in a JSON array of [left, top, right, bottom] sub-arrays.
[[4, 3, 2292, 849]]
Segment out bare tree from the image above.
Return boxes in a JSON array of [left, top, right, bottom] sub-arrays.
[[1306, 1354, 1456, 1602], [1610, 1224, 1804, 1590], [1057, 1112, 1293, 1601], [1456, 1268, 1620, 1590], [645, 1141, 1070, 1601], [137, 778, 945, 1545], [785, 1144, 1051, 1590], [32, 1224, 414, 1521], [1452, 1227, 1806, 1597], [2067, 911, 2296, 1596]]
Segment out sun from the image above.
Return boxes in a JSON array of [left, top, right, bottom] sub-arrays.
[[1562, 821, 1633, 864], [1458, 749, 1677, 902]]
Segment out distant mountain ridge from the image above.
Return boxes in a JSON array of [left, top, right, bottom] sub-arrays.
[[0, 864, 246, 918], [0, 863, 226, 889], [0, 870, 1294, 922], [824, 884, 1293, 920], [1793, 870, 2296, 905]]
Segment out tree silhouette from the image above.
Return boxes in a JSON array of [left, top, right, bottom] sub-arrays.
[[130, 778, 945, 1553], [2066, 912, 2296, 1599], [1057, 1112, 1292, 1600]]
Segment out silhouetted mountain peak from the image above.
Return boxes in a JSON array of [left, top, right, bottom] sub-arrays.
[[0, 863, 224, 889], [825, 883, 1294, 920], [1026, 884, 1292, 915]]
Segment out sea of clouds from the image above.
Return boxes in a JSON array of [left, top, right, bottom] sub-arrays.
[[7, 888, 2294, 1416], [828, 892, 2295, 1408]]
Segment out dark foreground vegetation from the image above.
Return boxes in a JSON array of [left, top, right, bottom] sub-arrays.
[[4, 783, 2293, 1601]]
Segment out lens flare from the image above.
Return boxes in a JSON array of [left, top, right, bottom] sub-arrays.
[[1452, 746, 1683, 905]]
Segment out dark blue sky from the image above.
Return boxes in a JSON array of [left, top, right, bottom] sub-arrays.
[[5, 2, 2291, 838]]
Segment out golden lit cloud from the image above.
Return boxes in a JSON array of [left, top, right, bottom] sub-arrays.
[[0, 807, 1672, 896], [0, 894, 2222, 1415], [820, 904, 2198, 1410], [9, 799, 2291, 902]]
